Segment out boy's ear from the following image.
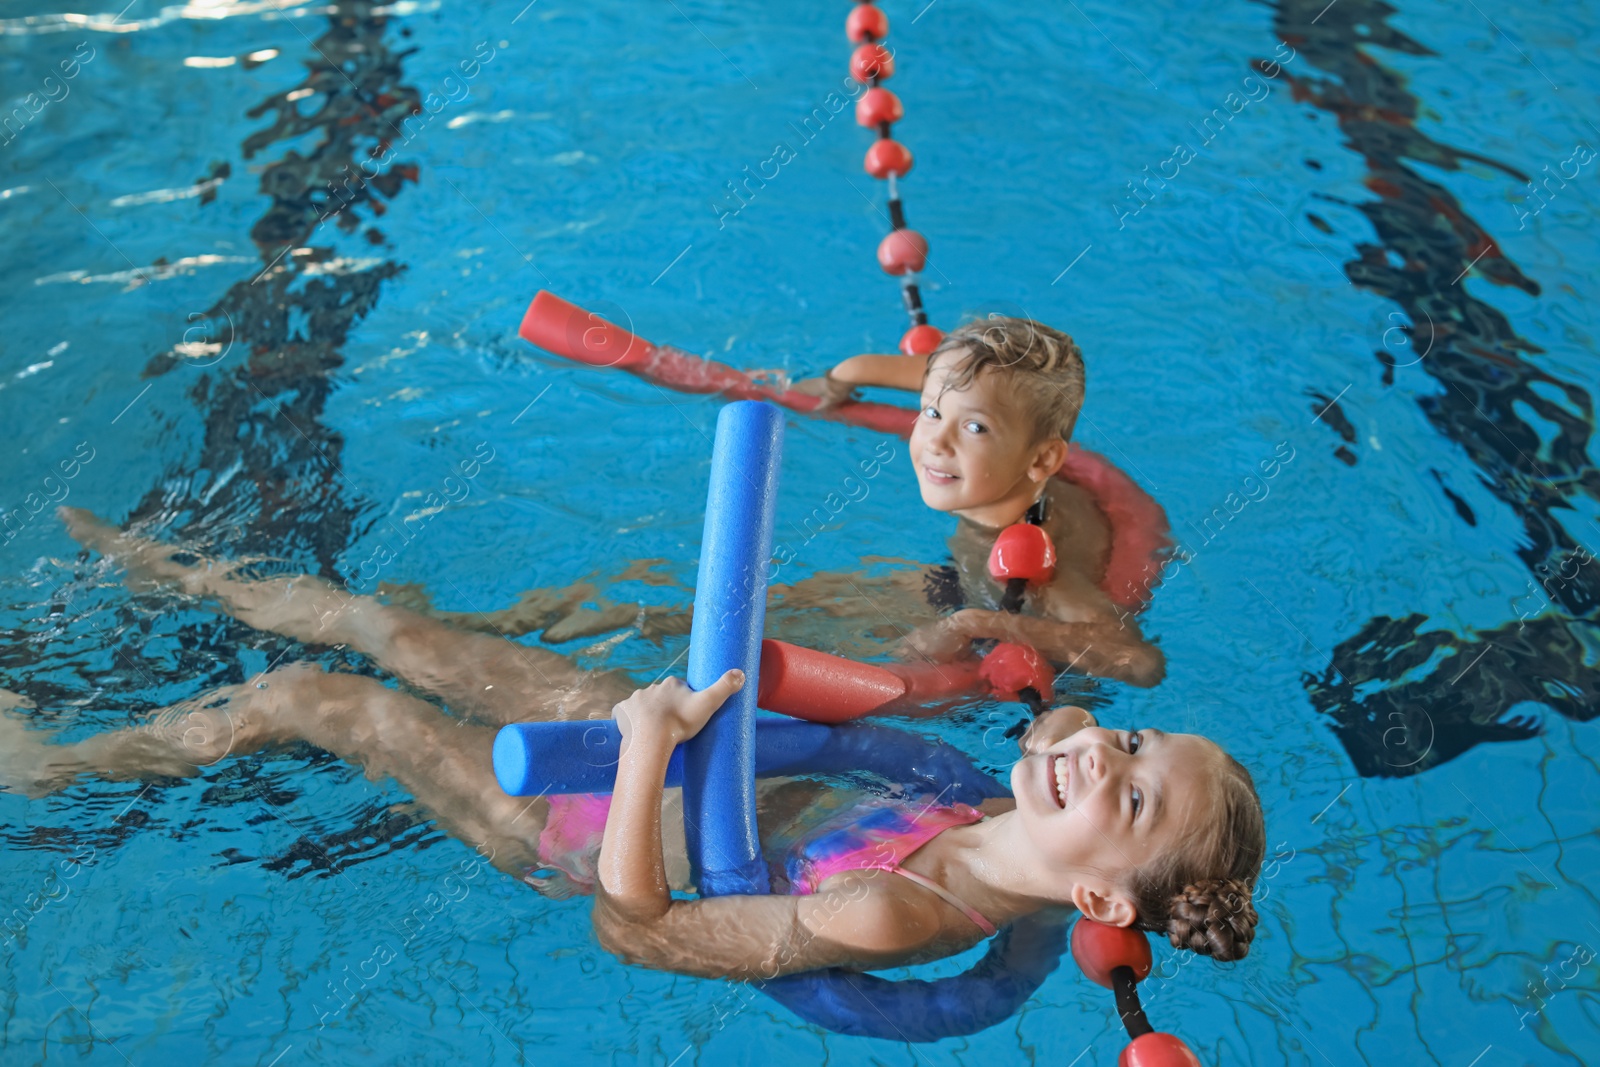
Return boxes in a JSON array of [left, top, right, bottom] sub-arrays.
[[1029, 437, 1070, 482]]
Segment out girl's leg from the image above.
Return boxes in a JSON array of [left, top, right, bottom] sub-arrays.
[[58, 507, 634, 727], [389, 566, 693, 645], [0, 663, 548, 876]]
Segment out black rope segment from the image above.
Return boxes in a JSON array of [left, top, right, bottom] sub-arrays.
[[888, 195, 906, 229], [1112, 966, 1155, 1039], [1000, 578, 1028, 615], [901, 279, 927, 325]]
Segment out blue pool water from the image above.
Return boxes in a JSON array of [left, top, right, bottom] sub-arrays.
[[3, 0, 1599, 1063]]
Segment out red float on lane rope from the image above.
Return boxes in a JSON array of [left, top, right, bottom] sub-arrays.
[[977, 643, 1053, 704], [899, 323, 943, 356], [865, 139, 914, 178], [1070, 921, 1153, 991], [856, 86, 904, 127], [846, 3, 888, 41], [877, 228, 928, 275], [989, 523, 1057, 585], [1119, 1033, 1203, 1067], [850, 42, 895, 82]]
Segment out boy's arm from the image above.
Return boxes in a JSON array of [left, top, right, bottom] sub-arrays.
[[942, 609, 1166, 688], [829, 353, 929, 392], [792, 353, 930, 409], [897, 565, 1166, 687], [985, 565, 1165, 686]]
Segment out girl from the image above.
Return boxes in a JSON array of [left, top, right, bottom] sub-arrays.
[[0, 507, 1263, 979]]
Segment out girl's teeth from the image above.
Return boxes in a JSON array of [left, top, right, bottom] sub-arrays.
[[1054, 758, 1069, 807]]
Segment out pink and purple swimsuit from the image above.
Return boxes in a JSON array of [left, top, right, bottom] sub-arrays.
[[530, 792, 997, 937]]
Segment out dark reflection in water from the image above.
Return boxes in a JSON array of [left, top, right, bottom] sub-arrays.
[[133, 1, 419, 571], [17, 5, 438, 870], [1272, 0, 1600, 774]]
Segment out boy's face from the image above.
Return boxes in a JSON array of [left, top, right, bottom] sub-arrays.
[[909, 349, 1062, 526]]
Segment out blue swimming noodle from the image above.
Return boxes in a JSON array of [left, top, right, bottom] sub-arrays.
[[680, 400, 783, 896], [493, 716, 1011, 806]]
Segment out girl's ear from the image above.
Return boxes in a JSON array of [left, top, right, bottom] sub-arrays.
[[1070, 879, 1139, 928]]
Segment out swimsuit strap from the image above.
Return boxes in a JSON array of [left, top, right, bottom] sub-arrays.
[[885, 866, 998, 938]]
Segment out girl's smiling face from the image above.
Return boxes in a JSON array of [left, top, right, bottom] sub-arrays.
[[1009, 718, 1225, 921], [909, 349, 1066, 528]]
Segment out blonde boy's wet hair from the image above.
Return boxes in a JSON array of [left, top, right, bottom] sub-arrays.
[[924, 317, 1086, 444]]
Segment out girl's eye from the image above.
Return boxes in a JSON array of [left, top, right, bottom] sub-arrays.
[[1132, 786, 1144, 819], [1127, 731, 1143, 754], [963, 420, 986, 434], [921, 405, 939, 419]]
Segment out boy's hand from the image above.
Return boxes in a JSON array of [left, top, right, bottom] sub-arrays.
[[612, 670, 745, 747], [791, 372, 859, 411], [895, 612, 976, 662], [1020, 705, 1097, 755]]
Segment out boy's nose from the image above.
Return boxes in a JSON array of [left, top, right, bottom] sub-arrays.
[[925, 422, 956, 453]]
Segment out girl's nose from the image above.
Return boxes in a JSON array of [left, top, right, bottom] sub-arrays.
[[1083, 738, 1124, 785]]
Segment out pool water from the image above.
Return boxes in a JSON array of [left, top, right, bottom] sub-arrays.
[[3, 0, 1598, 1063]]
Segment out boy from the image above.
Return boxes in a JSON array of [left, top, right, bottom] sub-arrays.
[[793, 317, 1165, 687]]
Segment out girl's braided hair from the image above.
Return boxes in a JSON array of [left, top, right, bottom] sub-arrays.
[[1127, 751, 1265, 962]]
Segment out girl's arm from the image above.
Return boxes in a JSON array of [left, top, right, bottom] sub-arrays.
[[592, 673, 948, 979]]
